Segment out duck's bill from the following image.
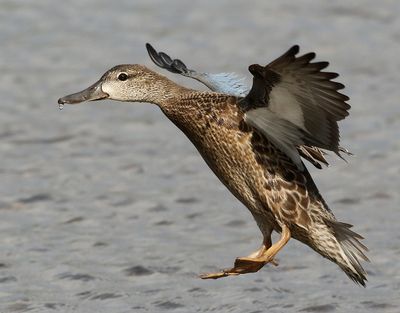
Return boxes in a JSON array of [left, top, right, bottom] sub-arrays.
[[58, 80, 109, 105]]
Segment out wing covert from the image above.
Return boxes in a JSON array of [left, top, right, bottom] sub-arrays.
[[146, 43, 248, 97]]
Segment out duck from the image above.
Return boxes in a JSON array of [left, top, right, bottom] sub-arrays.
[[58, 43, 368, 286]]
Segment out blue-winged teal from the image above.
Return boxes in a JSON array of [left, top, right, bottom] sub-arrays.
[[59, 44, 368, 286]]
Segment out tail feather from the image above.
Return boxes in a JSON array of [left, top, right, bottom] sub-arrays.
[[325, 219, 369, 287]]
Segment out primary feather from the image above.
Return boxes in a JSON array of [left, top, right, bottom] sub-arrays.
[[242, 46, 351, 168]]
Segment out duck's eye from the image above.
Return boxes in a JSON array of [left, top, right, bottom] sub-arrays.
[[117, 73, 128, 81]]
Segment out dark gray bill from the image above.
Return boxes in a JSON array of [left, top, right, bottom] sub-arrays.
[[58, 80, 109, 105]]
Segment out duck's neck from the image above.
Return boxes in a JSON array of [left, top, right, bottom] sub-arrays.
[[142, 73, 192, 109], [137, 71, 206, 133]]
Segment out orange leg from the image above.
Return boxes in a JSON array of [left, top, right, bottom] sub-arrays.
[[200, 225, 291, 279]]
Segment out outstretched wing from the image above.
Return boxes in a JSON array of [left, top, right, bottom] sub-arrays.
[[242, 45, 351, 169], [147, 43, 348, 169], [146, 43, 248, 97]]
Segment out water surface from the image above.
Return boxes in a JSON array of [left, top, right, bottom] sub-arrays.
[[0, 1, 399, 312]]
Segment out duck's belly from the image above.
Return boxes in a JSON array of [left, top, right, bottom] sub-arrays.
[[192, 125, 279, 233]]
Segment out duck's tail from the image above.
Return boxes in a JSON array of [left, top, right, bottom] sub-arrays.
[[327, 219, 369, 286], [313, 219, 369, 286]]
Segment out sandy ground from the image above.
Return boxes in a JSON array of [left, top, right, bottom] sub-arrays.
[[0, 1, 399, 312]]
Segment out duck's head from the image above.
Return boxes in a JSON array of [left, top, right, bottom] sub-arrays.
[[58, 64, 168, 105]]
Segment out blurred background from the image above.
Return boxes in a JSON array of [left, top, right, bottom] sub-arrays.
[[1, 1, 399, 312]]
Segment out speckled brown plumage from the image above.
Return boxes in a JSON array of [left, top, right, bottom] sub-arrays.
[[159, 89, 367, 285]]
